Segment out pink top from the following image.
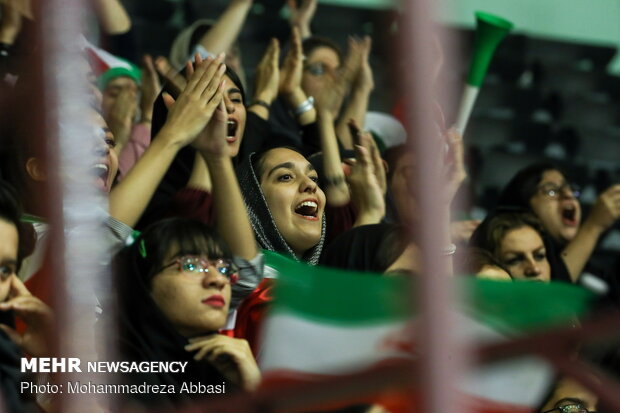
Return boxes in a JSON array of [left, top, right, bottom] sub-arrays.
[[117, 123, 151, 179]]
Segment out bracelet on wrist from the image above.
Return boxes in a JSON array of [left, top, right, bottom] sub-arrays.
[[323, 175, 345, 187], [294, 96, 315, 116], [441, 243, 457, 256], [251, 100, 271, 111]]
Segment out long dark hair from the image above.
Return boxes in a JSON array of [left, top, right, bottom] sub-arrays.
[[121, 217, 233, 287], [496, 162, 561, 210]]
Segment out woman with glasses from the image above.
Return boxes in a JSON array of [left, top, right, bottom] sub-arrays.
[[496, 163, 620, 283], [113, 218, 261, 407], [539, 377, 598, 413], [111, 95, 263, 407]]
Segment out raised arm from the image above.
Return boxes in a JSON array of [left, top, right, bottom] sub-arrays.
[[335, 36, 374, 150], [561, 184, 620, 282], [279, 27, 316, 126], [196, 0, 253, 56], [92, 0, 132, 35], [318, 109, 348, 206], [346, 120, 386, 226], [248, 38, 280, 121], [193, 98, 257, 260], [287, 0, 317, 40], [109, 55, 226, 227]]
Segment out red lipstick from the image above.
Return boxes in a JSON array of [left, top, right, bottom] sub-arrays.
[[202, 295, 226, 308]]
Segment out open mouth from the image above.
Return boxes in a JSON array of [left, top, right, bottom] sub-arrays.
[[294, 200, 319, 221], [561, 205, 578, 226], [227, 119, 238, 142], [91, 163, 110, 188]]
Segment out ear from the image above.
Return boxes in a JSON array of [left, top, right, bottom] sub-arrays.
[[25, 157, 47, 182]]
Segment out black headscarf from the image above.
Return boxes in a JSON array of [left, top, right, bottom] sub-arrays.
[[320, 223, 407, 273], [111, 219, 238, 407], [236, 151, 326, 265]]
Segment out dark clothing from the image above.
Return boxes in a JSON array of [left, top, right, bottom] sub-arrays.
[[321, 223, 405, 273], [268, 98, 323, 156]]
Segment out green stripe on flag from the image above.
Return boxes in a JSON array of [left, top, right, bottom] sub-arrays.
[[265, 251, 595, 331], [265, 251, 411, 325], [468, 279, 594, 335]]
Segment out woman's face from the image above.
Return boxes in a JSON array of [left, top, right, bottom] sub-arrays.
[[258, 148, 326, 256], [101, 76, 138, 121], [498, 226, 551, 282], [91, 111, 118, 193], [301, 46, 341, 100], [529, 170, 581, 243], [539, 378, 597, 413], [222, 74, 246, 158], [0, 219, 18, 302], [150, 249, 232, 337]]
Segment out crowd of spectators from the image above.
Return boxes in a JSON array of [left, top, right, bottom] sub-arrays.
[[0, 0, 619, 411]]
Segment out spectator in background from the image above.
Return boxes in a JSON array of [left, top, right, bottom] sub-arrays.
[[497, 163, 620, 284], [0, 180, 52, 413], [470, 211, 552, 282]]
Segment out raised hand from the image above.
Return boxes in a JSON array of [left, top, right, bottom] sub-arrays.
[[154, 55, 186, 97], [0, 276, 54, 357], [139, 54, 162, 124], [185, 335, 261, 391], [442, 128, 466, 206], [106, 86, 137, 151], [287, 0, 317, 39], [193, 96, 230, 158], [586, 184, 620, 232], [347, 121, 386, 225], [159, 54, 227, 147], [355, 36, 374, 93], [253, 38, 280, 106], [279, 27, 304, 102], [349, 119, 386, 194]]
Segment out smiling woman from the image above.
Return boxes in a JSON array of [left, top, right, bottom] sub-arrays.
[[238, 147, 327, 264]]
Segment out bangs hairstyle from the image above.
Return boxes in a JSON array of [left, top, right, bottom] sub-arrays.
[[302, 36, 343, 62], [469, 212, 545, 258], [125, 218, 233, 284], [250, 146, 308, 182]]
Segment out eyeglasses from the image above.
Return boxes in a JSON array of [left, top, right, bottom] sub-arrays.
[[304, 62, 327, 76], [304, 62, 340, 77], [537, 182, 581, 199], [542, 403, 594, 413], [160, 255, 238, 284]]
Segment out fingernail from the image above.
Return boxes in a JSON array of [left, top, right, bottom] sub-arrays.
[[219, 64, 226, 74], [218, 52, 226, 60]]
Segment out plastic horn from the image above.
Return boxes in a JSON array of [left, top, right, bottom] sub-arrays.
[[454, 12, 514, 134]]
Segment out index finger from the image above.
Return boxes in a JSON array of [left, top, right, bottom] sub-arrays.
[[291, 26, 302, 57], [8, 275, 32, 299]]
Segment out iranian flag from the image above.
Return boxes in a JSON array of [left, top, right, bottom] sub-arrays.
[[258, 251, 594, 412]]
